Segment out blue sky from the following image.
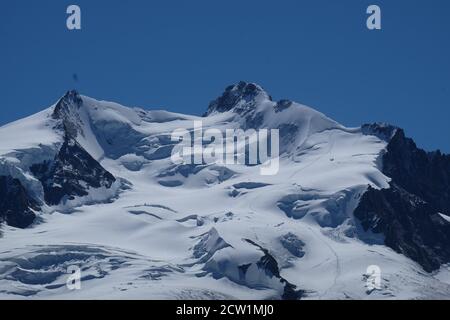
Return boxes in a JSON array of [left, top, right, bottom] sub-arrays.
[[1, 0, 449, 151]]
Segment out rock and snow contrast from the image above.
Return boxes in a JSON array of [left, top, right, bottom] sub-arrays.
[[1, 82, 450, 299]]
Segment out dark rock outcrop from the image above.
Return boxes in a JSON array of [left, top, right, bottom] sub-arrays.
[[53, 90, 83, 119], [52, 90, 85, 138], [383, 129, 450, 213], [361, 122, 399, 141], [0, 176, 38, 228], [279, 233, 306, 258], [243, 239, 304, 300], [274, 100, 293, 113], [31, 137, 116, 206], [355, 184, 450, 272], [356, 125, 450, 272], [206, 81, 271, 116]]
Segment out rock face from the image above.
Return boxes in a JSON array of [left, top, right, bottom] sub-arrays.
[[361, 122, 399, 141], [384, 129, 450, 213], [279, 233, 306, 258], [0, 176, 38, 228], [52, 90, 84, 138], [243, 239, 304, 300], [31, 137, 116, 206], [206, 81, 271, 116], [356, 126, 450, 272]]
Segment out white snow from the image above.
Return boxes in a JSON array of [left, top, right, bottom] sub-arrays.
[[439, 213, 450, 223], [0, 108, 61, 157]]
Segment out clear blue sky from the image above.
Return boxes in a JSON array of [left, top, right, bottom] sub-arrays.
[[1, 0, 449, 151]]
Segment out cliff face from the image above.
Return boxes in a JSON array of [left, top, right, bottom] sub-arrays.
[[355, 127, 450, 272], [31, 136, 116, 206], [0, 176, 38, 229], [383, 130, 450, 213]]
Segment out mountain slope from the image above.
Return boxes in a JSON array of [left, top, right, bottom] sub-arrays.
[[1, 82, 450, 299]]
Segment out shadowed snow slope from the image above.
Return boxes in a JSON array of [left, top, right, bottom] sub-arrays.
[[1, 82, 450, 299]]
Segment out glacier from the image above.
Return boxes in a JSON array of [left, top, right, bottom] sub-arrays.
[[1, 82, 450, 300]]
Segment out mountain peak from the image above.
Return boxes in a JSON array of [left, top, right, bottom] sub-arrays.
[[206, 81, 272, 116], [52, 90, 85, 138], [52, 90, 83, 119]]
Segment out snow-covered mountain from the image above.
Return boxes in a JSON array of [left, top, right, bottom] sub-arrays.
[[1, 82, 450, 299]]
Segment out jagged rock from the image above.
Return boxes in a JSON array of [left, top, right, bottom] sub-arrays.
[[52, 90, 84, 138], [384, 129, 450, 213], [361, 122, 399, 141], [206, 81, 271, 116], [243, 239, 304, 300], [279, 233, 305, 258], [0, 176, 38, 228], [355, 184, 450, 272], [31, 137, 116, 206], [356, 125, 450, 272]]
